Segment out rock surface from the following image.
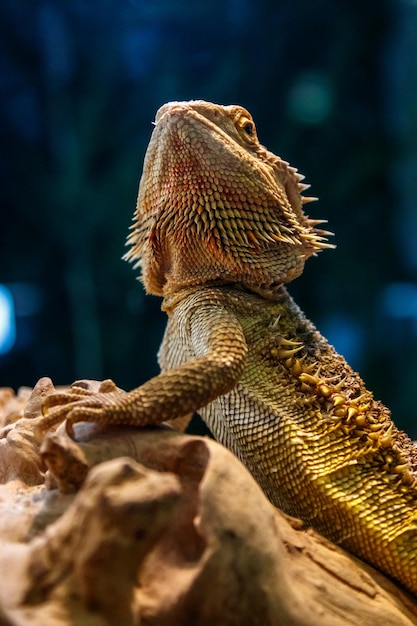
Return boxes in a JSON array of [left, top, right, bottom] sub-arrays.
[[0, 380, 416, 626]]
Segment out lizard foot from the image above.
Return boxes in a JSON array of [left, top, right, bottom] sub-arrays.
[[39, 379, 123, 439]]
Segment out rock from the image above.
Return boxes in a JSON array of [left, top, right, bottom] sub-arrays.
[[0, 381, 416, 626]]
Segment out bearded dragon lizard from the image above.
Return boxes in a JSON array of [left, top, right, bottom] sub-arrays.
[[42, 100, 417, 596]]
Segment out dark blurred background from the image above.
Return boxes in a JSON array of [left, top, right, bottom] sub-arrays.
[[1, 0, 417, 436]]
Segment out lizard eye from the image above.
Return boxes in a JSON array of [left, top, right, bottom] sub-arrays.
[[243, 122, 254, 136], [236, 115, 257, 143]]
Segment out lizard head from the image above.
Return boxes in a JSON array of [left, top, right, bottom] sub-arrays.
[[125, 100, 333, 299]]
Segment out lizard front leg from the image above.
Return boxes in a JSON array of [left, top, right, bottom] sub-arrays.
[[40, 306, 247, 437]]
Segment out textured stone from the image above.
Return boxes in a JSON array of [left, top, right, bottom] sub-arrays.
[[0, 382, 416, 625]]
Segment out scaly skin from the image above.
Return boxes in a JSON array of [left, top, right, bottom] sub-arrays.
[[42, 101, 417, 596]]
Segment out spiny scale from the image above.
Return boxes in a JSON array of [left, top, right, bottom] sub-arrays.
[[125, 100, 335, 294]]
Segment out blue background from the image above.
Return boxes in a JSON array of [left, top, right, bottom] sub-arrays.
[[1, 0, 417, 436]]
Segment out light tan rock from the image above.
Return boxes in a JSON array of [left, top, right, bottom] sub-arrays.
[[0, 381, 416, 626]]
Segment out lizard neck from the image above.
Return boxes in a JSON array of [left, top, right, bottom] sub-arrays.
[[161, 280, 287, 314]]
